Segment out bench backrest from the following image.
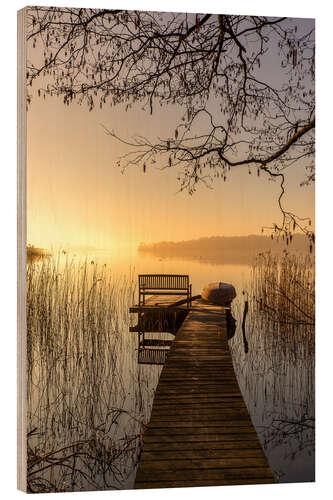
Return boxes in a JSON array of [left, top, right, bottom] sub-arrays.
[[139, 274, 189, 291]]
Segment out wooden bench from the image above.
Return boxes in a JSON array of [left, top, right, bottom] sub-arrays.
[[138, 274, 192, 307]]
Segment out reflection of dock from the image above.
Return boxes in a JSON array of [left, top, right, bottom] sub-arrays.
[[130, 289, 275, 489], [130, 293, 193, 365]]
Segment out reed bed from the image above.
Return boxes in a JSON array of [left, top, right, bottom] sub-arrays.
[[26, 255, 159, 493], [251, 251, 314, 352], [229, 251, 315, 481]]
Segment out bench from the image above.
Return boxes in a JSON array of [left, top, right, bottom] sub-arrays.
[[138, 274, 192, 307]]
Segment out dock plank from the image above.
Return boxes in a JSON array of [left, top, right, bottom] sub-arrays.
[[134, 298, 275, 489]]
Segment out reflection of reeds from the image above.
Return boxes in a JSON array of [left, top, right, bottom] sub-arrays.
[[229, 251, 315, 481], [251, 251, 314, 357], [26, 256, 153, 493]]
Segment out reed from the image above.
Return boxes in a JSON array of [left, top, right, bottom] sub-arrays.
[[251, 250, 314, 355], [229, 251, 315, 480], [26, 255, 157, 492]]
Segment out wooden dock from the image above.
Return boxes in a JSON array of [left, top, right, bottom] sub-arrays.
[[134, 297, 275, 489]]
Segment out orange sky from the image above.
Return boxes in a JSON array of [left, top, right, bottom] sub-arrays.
[[26, 17, 315, 252], [27, 92, 314, 250]]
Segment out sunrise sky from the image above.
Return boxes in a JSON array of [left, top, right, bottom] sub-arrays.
[[26, 13, 315, 252]]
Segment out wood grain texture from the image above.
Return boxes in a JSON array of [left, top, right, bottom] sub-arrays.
[[17, 7, 28, 493], [134, 299, 275, 489]]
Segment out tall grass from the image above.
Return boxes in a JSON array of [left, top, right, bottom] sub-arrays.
[[229, 251, 315, 481], [252, 250, 314, 348], [26, 255, 157, 493]]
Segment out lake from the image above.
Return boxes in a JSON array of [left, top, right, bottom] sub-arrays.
[[26, 247, 314, 491]]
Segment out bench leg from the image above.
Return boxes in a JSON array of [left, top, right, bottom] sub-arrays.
[[187, 285, 192, 307]]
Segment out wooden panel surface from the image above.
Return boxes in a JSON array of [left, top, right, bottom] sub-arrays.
[[134, 299, 275, 489]]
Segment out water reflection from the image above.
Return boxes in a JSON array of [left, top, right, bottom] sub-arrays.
[[226, 308, 236, 340], [26, 248, 314, 490], [26, 255, 162, 492], [27, 245, 51, 263], [229, 252, 315, 483]]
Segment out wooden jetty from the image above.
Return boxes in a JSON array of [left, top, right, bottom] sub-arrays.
[[130, 276, 275, 489]]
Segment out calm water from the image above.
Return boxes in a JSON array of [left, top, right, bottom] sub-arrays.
[[27, 248, 314, 491], [70, 247, 315, 482], [80, 247, 251, 294]]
